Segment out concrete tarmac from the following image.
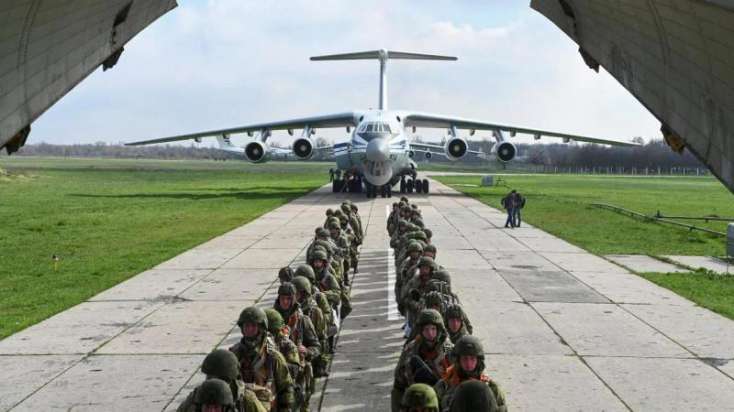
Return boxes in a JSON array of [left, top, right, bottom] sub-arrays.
[[2, 179, 734, 411]]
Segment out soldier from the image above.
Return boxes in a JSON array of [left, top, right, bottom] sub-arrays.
[[293, 275, 330, 378], [264, 309, 304, 403], [347, 201, 363, 236], [193, 378, 237, 412], [341, 202, 363, 244], [307, 228, 343, 279], [449, 380, 499, 412], [308, 249, 341, 308], [272, 283, 321, 365], [278, 266, 294, 284], [177, 349, 265, 412], [423, 228, 433, 244], [401, 257, 440, 330], [387, 202, 401, 235], [230, 307, 295, 412], [391, 309, 453, 412], [434, 336, 506, 412], [327, 221, 354, 287], [444, 304, 471, 344], [396, 241, 423, 306], [422, 244, 437, 260], [400, 383, 440, 412], [294, 264, 336, 347]]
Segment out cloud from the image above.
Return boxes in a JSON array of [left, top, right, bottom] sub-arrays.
[[31, 1, 660, 147]]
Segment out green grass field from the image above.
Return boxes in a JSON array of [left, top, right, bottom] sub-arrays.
[[0, 157, 329, 338], [436, 173, 734, 320], [435, 174, 731, 256]]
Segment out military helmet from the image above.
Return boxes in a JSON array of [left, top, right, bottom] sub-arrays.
[[414, 218, 425, 228], [201, 349, 239, 381], [237, 306, 268, 329], [195, 378, 235, 406], [411, 204, 419, 210], [410, 231, 428, 242], [418, 256, 437, 270], [311, 248, 329, 262], [325, 208, 334, 216], [295, 264, 316, 282], [407, 241, 424, 254], [278, 266, 294, 283], [433, 268, 451, 285], [333, 209, 345, 218], [292, 276, 312, 296], [423, 228, 433, 239], [398, 219, 408, 227], [423, 291, 445, 311], [415, 309, 445, 331], [423, 244, 437, 255], [350, 203, 358, 212], [326, 217, 340, 226], [401, 383, 439, 410], [449, 380, 498, 412], [315, 227, 330, 238], [445, 304, 465, 320], [453, 335, 484, 358], [340, 203, 351, 213], [327, 221, 341, 230], [264, 308, 285, 332], [278, 282, 296, 297], [400, 196, 409, 203]]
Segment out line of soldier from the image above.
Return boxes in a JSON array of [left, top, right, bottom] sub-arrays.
[[387, 198, 508, 412], [177, 200, 364, 412]]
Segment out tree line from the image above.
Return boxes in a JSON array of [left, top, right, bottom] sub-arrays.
[[4, 139, 707, 174]]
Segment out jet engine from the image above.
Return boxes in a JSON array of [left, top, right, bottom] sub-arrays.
[[493, 141, 517, 162], [292, 137, 314, 160], [244, 141, 270, 163], [444, 137, 468, 161]]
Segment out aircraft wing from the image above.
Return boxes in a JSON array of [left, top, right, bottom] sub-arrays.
[[126, 112, 362, 146], [402, 112, 639, 147]]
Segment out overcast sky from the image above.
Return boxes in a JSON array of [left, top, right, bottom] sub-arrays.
[[32, 0, 660, 147]]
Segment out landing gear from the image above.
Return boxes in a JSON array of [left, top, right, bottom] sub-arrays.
[[394, 177, 430, 195]]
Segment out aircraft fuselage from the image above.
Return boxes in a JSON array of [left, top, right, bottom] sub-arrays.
[[334, 109, 414, 188]]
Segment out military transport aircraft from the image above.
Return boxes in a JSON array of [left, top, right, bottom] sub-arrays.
[[127, 49, 637, 197]]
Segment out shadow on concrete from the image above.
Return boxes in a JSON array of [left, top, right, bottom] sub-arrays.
[[314, 249, 405, 412]]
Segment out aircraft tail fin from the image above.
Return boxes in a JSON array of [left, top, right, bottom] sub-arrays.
[[311, 49, 457, 110]]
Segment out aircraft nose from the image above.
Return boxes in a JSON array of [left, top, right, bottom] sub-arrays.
[[366, 138, 389, 162]]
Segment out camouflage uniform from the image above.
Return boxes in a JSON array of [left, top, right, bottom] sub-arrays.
[[401, 257, 439, 331], [272, 283, 321, 363], [401, 383, 440, 412], [391, 309, 453, 412], [434, 336, 507, 412], [229, 307, 295, 412], [177, 350, 265, 412], [293, 275, 330, 378], [295, 264, 336, 346]]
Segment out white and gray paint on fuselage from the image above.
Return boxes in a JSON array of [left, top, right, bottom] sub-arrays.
[[334, 109, 414, 187]]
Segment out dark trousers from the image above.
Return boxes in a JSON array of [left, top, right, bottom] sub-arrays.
[[513, 208, 522, 227], [504, 208, 515, 227]]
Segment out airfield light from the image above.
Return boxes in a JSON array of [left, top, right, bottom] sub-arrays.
[[52, 254, 60, 271]]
